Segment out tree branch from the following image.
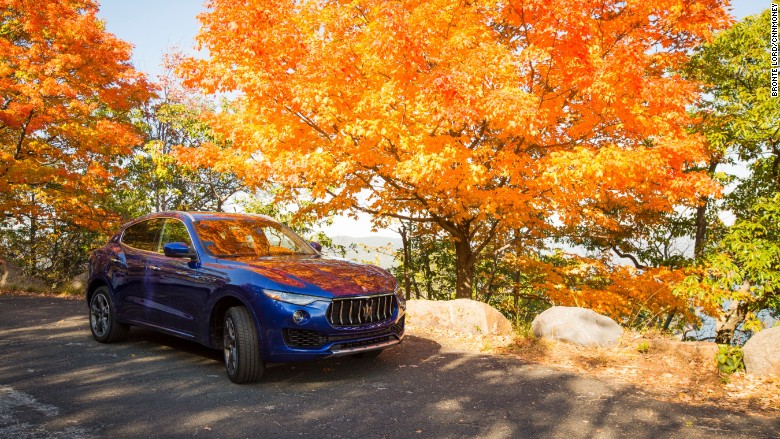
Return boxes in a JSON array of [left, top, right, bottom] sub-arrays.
[[611, 245, 646, 269]]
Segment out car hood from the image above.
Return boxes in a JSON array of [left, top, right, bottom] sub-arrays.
[[230, 257, 396, 297]]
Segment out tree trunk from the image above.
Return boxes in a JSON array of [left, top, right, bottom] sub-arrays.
[[27, 193, 38, 277], [714, 282, 750, 344], [693, 202, 708, 260], [411, 276, 422, 299], [454, 237, 474, 299], [694, 160, 719, 259], [399, 222, 412, 301], [662, 308, 676, 331], [420, 240, 434, 299]]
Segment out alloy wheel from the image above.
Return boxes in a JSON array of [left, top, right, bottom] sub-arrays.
[[224, 317, 237, 375], [90, 294, 110, 338]]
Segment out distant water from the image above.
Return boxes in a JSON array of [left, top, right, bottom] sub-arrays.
[[685, 308, 779, 345]]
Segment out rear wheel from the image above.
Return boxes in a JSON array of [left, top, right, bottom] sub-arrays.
[[223, 306, 264, 384], [89, 286, 129, 343]]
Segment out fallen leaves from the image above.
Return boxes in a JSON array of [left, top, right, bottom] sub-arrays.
[[411, 324, 780, 416]]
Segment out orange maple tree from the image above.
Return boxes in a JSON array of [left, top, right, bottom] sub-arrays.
[[180, 0, 730, 298], [514, 251, 694, 325], [0, 0, 151, 232]]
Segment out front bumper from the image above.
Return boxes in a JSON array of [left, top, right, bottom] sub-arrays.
[[254, 295, 405, 363], [328, 337, 401, 357]]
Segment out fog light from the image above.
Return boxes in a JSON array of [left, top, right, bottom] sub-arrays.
[[292, 310, 309, 324]]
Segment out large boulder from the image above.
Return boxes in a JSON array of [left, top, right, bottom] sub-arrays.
[[67, 271, 89, 293], [743, 326, 780, 376], [406, 299, 513, 336], [532, 306, 623, 348]]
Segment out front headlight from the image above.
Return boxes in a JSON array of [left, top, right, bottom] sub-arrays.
[[263, 289, 325, 306]]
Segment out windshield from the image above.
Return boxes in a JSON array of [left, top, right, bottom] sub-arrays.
[[193, 217, 317, 258]]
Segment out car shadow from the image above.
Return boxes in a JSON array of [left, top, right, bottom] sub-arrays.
[[127, 327, 223, 363], [125, 327, 444, 383]]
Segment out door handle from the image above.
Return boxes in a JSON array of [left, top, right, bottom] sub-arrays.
[[150, 265, 161, 271], [110, 257, 126, 267]]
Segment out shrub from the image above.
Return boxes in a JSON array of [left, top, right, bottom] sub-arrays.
[[716, 344, 745, 374]]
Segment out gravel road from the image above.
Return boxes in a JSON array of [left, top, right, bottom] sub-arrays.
[[0, 295, 777, 439]]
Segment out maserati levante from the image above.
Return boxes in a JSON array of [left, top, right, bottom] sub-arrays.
[[86, 211, 405, 383]]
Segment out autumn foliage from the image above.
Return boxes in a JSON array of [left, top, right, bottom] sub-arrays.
[[0, 0, 150, 231], [179, 0, 730, 300], [516, 252, 693, 325], [0, 0, 772, 344]]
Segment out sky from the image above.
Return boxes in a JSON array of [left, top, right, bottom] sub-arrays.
[[97, 0, 769, 80], [96, 0, 770, 238]]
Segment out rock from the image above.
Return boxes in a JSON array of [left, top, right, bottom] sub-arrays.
[[0, 259, 50, 292], [68, 271, 88, 292], [406, 299, 513, 336], [743, 326, 780, 376], [532, 306, 623, 348]]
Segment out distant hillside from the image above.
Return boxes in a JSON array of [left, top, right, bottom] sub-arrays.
[[320, 236, 402, 270]]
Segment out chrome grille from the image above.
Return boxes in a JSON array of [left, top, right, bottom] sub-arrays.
[[327, 294, 396, 326]]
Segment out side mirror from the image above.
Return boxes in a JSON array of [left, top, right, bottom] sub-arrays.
[[309, 241, 322, 252], [164, 242, 195, 259]]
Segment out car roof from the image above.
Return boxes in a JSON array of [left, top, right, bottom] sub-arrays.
[[187, 211, 276, 222], [128, 211, 277, 225]]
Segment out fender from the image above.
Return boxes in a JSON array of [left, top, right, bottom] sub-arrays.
[[204, 285, 265, 349]]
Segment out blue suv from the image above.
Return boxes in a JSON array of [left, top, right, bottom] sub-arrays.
[[86, 211, 405, 383]]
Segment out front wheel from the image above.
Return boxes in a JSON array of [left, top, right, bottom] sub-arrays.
[[89, 286, 129, 343], [223, 306, 264, 384]]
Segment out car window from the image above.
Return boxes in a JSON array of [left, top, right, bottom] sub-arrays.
[[122, 219, 164, 252], [265, 226, 303, 255], [194, 218, 315, 258], [158, 219, 194, 253]]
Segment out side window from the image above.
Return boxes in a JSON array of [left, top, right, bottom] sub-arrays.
[[121, 219, 164, 252], [158, 219, 194, 254]]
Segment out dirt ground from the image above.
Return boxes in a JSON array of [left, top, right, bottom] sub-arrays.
[[405, 323, 780, 417]]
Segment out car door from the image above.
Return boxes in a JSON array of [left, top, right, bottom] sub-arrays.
[[113, 218, 164, 324], [144, 218, 213, 339]]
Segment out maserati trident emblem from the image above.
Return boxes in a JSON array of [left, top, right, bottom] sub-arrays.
[[361, 302, 374, 320]]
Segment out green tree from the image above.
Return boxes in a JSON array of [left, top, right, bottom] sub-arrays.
[[686, 8, 779, 256], [682, 195, 780, 343], [680, 9, 780, 343], [115, 77, 245, 218]]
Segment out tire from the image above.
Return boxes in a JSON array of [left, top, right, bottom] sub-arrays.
[[353, 349, 383, 359], [89, 286, 129, 343], [223, 306, 264, 384]]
